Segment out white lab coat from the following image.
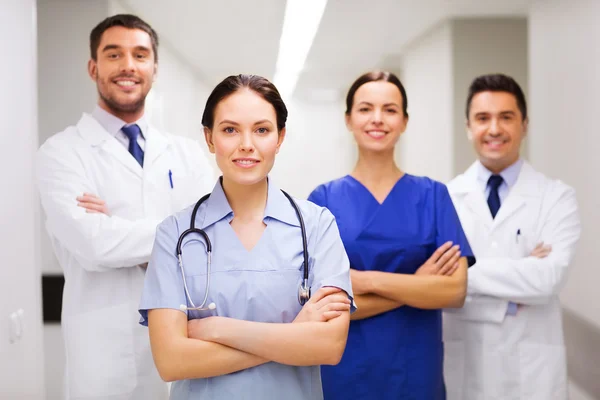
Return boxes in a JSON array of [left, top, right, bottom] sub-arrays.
[[443, 161, 580, 400], [36, 113, 214, 400]]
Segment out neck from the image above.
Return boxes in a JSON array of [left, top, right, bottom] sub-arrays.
[[222, 177, 268, 222], [98, 100, 145, 124], [481, 155, 520, 175], [352, 148, 402, 184]]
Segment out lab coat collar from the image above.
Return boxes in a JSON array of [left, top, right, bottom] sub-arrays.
[[76, 113, 171, 176], [200, 177, 300, 229], [452, 160, 541, 230]]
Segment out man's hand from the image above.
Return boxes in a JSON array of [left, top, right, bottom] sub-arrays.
[[76, 193, 110, 215], [530, 242, 552, 258], [293, 286, 351, 323], [415, 241, 461, 276]]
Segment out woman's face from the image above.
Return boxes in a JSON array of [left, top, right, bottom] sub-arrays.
[[346, 81, 407, 153], [205, 89, 285, 186]]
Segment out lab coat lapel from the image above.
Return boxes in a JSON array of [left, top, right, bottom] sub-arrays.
[[454, 163, 493, 229], [143, 125, 171, 169], [77, 113, 142, 178], [491, 162, 538, 231]]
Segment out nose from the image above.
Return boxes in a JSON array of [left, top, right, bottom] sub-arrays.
[[488, 117, 501, 136], [371, 109, 383, 124], [238, 131, 255, 152], [119, 53, 136, 73]]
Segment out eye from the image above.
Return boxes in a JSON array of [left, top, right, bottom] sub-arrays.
[[477, 116, 489, 122], [256, 127, 270, 134], [223, 127, 236, 134], [502, 115, 513, 121], [385, 109, 397, 114], [136, 53, 148, 59], [107, 53, 119, 59], [358, 107, 370, 113]]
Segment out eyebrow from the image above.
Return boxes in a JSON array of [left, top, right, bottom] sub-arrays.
[[474, 110, 516, 116], [102, 44, 151, 53], [217, 119, 274, 126], [356, 102, 400, 108]]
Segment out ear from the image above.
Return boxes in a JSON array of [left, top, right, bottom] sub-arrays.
[[522, 118, 529, 137], [465, 119, 473, 141], [204, 127, 215, 154], [276, 127, 286, 154], [87, 59, 97, 81], [152, 62, 158, 83], [344, 113, 352, 132]]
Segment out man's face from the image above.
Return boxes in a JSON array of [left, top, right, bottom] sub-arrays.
[[88, 26, 156, 119], [467, 91, 527, 173]]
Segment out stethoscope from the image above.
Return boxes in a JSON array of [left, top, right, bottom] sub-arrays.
[[177, 190, 310, 312]]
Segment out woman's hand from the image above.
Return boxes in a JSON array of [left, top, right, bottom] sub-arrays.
[[415, 241, 461, 276], [293, 286, 351, 323], [350, 269, 373, 295]]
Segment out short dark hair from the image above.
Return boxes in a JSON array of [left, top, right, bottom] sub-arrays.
[[466, 73, 527, 120], [202, 75, 288, 132], [345, 70, 409, 117], [90, 14, 159, 62]]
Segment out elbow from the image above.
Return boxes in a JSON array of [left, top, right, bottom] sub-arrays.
[[446, 278, 467, 309], [320, 327, 349, 365]]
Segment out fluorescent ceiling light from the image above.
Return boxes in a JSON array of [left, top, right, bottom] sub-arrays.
[[273, 0, 328, 100]]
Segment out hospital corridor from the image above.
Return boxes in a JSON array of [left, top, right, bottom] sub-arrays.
[[1, 0, 599, 399]]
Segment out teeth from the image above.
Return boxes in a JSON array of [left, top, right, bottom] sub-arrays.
[[367, 131, 385, 138], [116, 80, 136, 86], [235, 160, 256, 165]]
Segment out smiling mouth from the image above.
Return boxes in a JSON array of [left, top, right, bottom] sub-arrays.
[[365, 130, 387, 139], [233, 159, 260, 167]]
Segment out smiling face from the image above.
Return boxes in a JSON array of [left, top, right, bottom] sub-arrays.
[[204, 89, 285, 186], [88, 26, 157, 122], [346, 80, 408, 154], [467, 90, 528, 173]]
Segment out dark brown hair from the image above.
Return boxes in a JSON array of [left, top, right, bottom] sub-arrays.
[[90, 14, 159, 62], [202, 74, 288, 131], [466, 73, 527, 120], [345, 70, 408, 117]]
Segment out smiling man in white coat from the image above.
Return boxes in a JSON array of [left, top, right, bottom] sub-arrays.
[[36, 14, 213, 400], [443, 74, 581, 400]]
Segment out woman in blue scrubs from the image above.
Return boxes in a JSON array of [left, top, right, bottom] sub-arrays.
[[309, 71, 474, 399], [139, 75, 354, 399]]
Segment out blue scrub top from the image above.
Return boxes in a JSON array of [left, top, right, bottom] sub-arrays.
[[308, 174, 473, 400], [139, 178, 354, 400]]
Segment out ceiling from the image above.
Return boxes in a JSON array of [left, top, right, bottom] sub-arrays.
[[122, 0, 534, 100]]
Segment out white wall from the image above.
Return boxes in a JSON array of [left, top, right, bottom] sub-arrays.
[[399, 22, 454, 183], [271, 99, 354, 198], [529, 0, 599, 328], [0, 0, 45, 398]]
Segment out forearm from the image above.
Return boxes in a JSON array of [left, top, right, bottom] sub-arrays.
[[155, 337, 268, 381], [351, 294, 402, 320], [46, 211, 160, 270], [366, 261, 467, 309], [206, 315, 349, 366], [468, 256, 569, 305], [149, 309, 268, 381]]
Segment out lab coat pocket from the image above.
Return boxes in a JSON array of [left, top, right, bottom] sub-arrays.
[[443, 341, 465, 400], [63, 304, 136, 397], [518, 343, 567, 399]]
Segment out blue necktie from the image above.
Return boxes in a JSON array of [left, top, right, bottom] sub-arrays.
[[121, 124, 144, 167], [487, 175, 503, 219]]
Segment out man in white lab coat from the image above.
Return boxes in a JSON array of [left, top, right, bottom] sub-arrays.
[[443, 74, 581, 400], [36, 15, 213, 400]]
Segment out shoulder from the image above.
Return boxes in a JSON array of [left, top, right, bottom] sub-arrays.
[[286, 196, 338, 235], [38, 124, 82, 154], [156, 202, 198, 238], [308, 175, 356, 206], [524, 164, 576, 203], [402, 173, 450, 198]]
